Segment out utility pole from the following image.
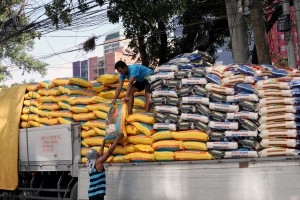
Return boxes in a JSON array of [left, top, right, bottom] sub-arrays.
[[249, 0, 271, 64], [293, 0, 300, 68], [282, 0, 296, 68], [225, 0, 250, 64]]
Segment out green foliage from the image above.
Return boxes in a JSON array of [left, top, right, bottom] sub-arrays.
[[0, 0, 48, 83]]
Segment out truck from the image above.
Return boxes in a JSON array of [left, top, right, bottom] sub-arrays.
[[1, 86, 300, 200]]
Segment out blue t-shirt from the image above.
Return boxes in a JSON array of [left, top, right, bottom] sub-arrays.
[[120, 64, 153, 82]]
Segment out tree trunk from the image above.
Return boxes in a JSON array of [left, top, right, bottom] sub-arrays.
[[137, 35, 149, 67], [158, 22, 168, 65], [225, 0, 250, 64], [250, 0, 271, 64]]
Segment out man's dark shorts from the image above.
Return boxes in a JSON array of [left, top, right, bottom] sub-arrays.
[[133, 80, 151, 93], [89, 194, 104, 200]]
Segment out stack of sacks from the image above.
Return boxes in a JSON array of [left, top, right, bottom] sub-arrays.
[[151, 51, 213, 161], [257, 77, 300, 157], [20, 83, 42, 128], [205, 64, 260, 159], [110, 112, 156, 163], [19, 77, 113, 164]]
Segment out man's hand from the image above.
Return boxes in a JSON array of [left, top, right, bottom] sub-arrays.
[[116, 133, 124, 141], [123, 96, 129, 102]]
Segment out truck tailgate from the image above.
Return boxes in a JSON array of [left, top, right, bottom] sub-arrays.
[[19, 124, 80, 172]]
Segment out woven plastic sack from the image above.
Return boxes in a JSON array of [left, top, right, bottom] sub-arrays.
[[105, 103, 128, 143]]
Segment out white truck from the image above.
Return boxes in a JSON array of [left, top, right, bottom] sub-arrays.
[[1, 123, 300, 200]]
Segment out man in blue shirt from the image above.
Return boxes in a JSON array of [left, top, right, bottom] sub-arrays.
[[112, 61, 154, 115]]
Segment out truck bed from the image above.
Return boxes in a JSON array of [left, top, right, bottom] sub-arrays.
[[79, 157, 300, 200]]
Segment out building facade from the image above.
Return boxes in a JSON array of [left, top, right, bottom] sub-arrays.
[[72, 30, 137, 80]]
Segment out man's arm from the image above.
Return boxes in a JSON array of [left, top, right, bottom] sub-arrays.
[[124, 76, 137, 101], [96, 134, 124, 165], [112, 80, 124, 104], [98, 139, 106, 157]]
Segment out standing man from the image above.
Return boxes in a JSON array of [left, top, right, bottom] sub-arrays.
[[86, 134, 124, 200], [112, 61, 154, 115]]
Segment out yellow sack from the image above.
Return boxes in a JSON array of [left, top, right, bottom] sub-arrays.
[[39, 80, 55, 89], [84, 137, 105, 146], [47, 88, 62, 96], [93, 96, 112, 104], [131, 122, 156, 136], [113, 145, 135, 155], [20, 121, 31, 128], [183, 141, 207, 151], [23, 99, 40, 107], [73, 112, 96, 121], [58, 102, 71, 110], [126, 135, 153, 145], [174, 151, 213, 160], [58, 117, 74, 124], [38, 110, 51, 117], [37, 88, 49, 96], [171, 130, 209, 142], [90, 84, 108, 93], [152, 130, 173, 141], [134, 144, 154, 153], [86, 103, 110, 112], [82, 140, 89, 147], [51, 78, 70, 86], [124, 152, 155, 162], [81, 147, 108, 156], [20, 114, 39, 121], [39, 96, 54, 103], [26, 83, 41, 92], [22, 107, 30, 114], [154, 151, 175, 161], [59, 86, 97, 96], [69, 96, 98, 105], [83, 119, 106, 129], [38, 117, 59, 125], [126, 113, 155, 124], [81, 129, 97, 138], [100, 90, 126, 99], [51, 95, 70, 103], [113, 155, 129, 163], [38, 103, 60, 111], [126, 124, 140, 135], [133, 96, 146, 108], [48, 110, 72, 118], [69, 77, 92, 88], [93, 111, 107, 119], [105, 103, 128, 144], [29, 121, 40, 127], [25, 92, 41, 99], [81, 157, 88, 164], [152, 140, 183, 151], [97, 73, 119, 84], [69, 105, 89, 113], [29, 106, 39, 114], [93, 128, 106, 136]]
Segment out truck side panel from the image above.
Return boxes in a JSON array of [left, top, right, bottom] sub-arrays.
[[79, 159, 300, 200]]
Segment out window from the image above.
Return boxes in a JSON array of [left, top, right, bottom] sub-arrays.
[[98, 68, 105, 75], [280, 34, 284, 40], [93, 70, 97, 74], [281, 46, 286, 52]]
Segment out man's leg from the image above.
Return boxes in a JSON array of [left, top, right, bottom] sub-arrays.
[[145, 91, 151, 112], [128, 87, 139, 115]]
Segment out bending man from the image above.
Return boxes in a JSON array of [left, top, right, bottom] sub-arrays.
[[112, 61, 154, 115]]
